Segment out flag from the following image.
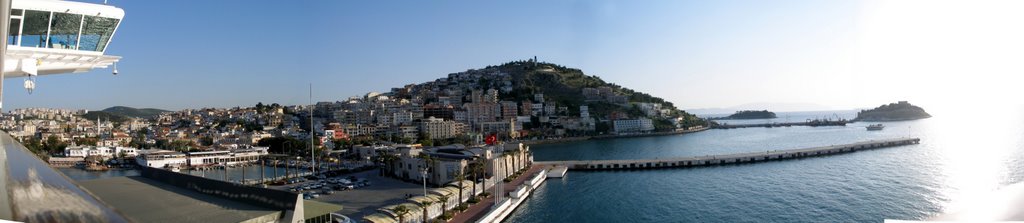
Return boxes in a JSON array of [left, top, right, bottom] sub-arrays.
[[485, 134, 497, 145]]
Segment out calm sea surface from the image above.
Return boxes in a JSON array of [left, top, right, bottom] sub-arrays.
[[506, 109, 1024, 222]]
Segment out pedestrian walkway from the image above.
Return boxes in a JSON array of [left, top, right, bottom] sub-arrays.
[[449, 165, 543, 223]]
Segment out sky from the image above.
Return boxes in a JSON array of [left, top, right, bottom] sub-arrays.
[[3, 0, 1023, 113]]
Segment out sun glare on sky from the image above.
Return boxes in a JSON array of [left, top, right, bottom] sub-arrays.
[[854, 0, 1024, 110]]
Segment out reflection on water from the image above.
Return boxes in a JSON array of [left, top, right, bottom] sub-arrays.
[[508, 107, 1024, 222]]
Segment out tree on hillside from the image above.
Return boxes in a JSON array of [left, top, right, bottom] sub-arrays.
[[43, 135, 68, 155]]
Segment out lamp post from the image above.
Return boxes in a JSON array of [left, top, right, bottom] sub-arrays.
[[420, 166, 429, 197]]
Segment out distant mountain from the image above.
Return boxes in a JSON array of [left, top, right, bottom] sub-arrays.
[[81, 111, 130, 123], [853, 101, 931, 122], [101, 106, 169, 119]]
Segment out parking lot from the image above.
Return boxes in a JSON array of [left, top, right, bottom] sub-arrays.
[[269, 170, 426, 218]]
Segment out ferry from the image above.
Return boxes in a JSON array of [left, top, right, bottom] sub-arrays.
[[866, 124, 884, 131]]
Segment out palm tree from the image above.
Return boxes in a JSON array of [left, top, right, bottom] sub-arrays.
[[390, 204, 410, 223], [502, 151, 512, 179], [470, 161, 485, 198], [467, 163, 477, 197], [418, 200, 433, 223], [454, 169, 465, 209], [436, 193, 451, 215], [378, 151, 399, 177], [416, 153, 435, 185], [512, 147, 521, 173]]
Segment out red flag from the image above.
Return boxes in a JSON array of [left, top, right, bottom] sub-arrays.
[[485, 134, 497, 145]]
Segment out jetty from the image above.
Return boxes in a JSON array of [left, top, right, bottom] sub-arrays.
[[712, 119, 849, 129], [535, 138, 919, 170]]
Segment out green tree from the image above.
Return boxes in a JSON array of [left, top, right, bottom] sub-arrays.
[[200, 137, 214, 146], [417, 200, 433, 223], [468, 161, 485, 198], [169, 140, 194, 152], [74, 137, 99, 146], [43, 135, 68, 155], [454, 169, 466, 208], [21, 137, 44, 154], [436, 193, 451, 219], [390, 204, 410, 223]]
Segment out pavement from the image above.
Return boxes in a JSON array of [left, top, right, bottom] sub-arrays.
[[268, 169, 426, 219], [449, 165, 543, 223]]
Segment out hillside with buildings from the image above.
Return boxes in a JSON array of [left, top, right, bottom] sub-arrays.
[[2, 58, 709, 162]]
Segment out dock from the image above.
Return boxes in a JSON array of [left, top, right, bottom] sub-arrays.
[[711, 120, 849, 129], [535, 138, 919, 170], [546, 166, 568, 178]]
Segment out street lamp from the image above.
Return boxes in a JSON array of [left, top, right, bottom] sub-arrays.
[[420, 166, 429, 197]]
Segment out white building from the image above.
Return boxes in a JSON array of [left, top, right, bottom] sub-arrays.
[[136, 149, 188, 168], [420, 116, 460, 140], [184, 147, 269, 167], [613, 118, 655, 134], [64, 146, 138, 158]]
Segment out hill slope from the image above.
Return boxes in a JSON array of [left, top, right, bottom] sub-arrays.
[[854, 101, 931, 121], [102, 106, 169, 119], [478, 60, 704, 129], [81, 111, 130, 123]]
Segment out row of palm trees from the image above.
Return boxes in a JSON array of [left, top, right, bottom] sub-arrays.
[[379, 145, 531, 223], [388, 190, 455, 223]]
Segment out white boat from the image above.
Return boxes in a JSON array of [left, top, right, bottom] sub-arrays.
[[866, 124, 885, 131]]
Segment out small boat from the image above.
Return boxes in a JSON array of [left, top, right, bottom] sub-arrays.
[[866, 124, 885, 131]]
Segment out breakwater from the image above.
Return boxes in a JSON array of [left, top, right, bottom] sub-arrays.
[[535, 138, 920, 170]]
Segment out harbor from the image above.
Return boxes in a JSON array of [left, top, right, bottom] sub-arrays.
[[711, 119, 850, 129], [535, 137, 920, 170]]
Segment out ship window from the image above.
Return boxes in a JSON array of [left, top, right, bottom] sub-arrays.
[[49, 12, 82, 49], [8, 18, 19, 45], [79, 16, 118, 52], [20, 10, 49, 48]]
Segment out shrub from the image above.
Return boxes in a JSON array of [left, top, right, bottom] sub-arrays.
[[440, 212, 454, 220]]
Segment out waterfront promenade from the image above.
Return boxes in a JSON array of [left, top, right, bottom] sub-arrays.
[[535, 138, 920, 170], [449, 165, 544, 223]]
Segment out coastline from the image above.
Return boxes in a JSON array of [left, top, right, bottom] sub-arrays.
[[520, 127, 711, 146]]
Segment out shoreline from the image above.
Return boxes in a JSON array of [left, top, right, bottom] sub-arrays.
[[520, 127, 711, 146]]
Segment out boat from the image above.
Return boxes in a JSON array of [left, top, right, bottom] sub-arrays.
[[866, 124, 885, 131]]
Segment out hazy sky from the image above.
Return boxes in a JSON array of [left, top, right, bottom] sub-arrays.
[[3, 0, 1022, 112]]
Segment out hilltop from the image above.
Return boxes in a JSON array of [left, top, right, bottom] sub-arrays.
[[81, 111, 130, 123], [482, 60, 704, 129], [101, 106, 169, 119], [79, 106, 168, 123], [854, 101, 931, 121]]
